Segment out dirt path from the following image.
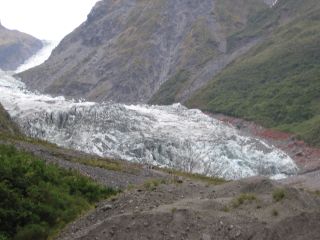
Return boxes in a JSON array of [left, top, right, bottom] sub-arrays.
[[0, 139, 165, 189]]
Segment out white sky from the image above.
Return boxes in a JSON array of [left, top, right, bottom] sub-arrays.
[[0, 0, 100, 40]]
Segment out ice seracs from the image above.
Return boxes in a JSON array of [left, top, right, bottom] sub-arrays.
[[0, 71, 298, 180]]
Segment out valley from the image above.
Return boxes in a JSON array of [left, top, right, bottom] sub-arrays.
[[0, 0, 320, 239], [1, 63, 320, 239], [0, 71, 298, 180]]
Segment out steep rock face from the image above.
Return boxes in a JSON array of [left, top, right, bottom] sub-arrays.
[[18, 0, 270, 103], [0, 23, 43, 71]]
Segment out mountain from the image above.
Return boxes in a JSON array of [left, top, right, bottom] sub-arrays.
[[187, 0, 320, 147], [16, 0, 320, 147], [0, 22, 43, 71], [18, 0, 272, 103]]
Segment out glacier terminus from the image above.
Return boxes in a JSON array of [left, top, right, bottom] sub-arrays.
[[0, 70, 298, 180]]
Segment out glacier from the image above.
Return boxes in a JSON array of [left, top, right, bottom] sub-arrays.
[[0, 70, 298, 180], [15, 41, 58, 73]]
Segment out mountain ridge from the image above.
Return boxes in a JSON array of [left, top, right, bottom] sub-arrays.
[[0, 23, 43, 71], [16, 0, 320, 147], [17, 0, 270, 103]]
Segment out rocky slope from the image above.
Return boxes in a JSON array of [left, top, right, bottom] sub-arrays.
[[58, 177, 320, 240], [187, 0, 320, 146], [0, 22, 43, 70], [18, 0, 272, 103]]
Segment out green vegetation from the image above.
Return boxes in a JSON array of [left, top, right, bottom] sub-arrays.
[[0, 104, 20, 136], [222, 206, 230, 212], [187, 0, 320, 146], [232, 193, 257, 208], [226, 0, 320, 51], [272, 188, 286, 202], [158, 167, 226, 185], [181, 19, 220, 68], [271, 208, 279, 217], [215, 0, 268, 39], [126, 184, 135, 191], [150, 70, 190, 105], [143, 179, 167, 191], [150, 0, 269, 106], [279, 115, 320, 147], [18, 136, 141, 175], [65, 155, 143, 175], [171, 207, 177, 214], [68, 157, 123, 172], [0, 144, 117, 240], [141, 169, 225, 192]]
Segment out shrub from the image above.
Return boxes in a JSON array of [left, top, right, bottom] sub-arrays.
[[158, 167, 226, 185], [272, 189, 286, 202], [143, 179, 162, 191], [271, 209, 279, 217], [0, 234, 9, 240], [0, 144, 117, 239], [222, 206, 230, 212], [232, 194, 257, 208], [14, 224, 48, 240], [171, 207, 177, 214]]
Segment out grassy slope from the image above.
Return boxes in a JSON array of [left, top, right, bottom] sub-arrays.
[[187, 0, 320, 146], [0, 106, 118, 240], [0, 145, 117, 240], [215, 0, 268, 37], [150, 70, 191, 105], [0, 104, 20, 136]]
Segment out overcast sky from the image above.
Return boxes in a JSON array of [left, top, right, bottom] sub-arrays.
[[0, 0, 100, 40]]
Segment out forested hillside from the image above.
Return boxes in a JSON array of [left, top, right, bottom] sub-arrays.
[[187, 0, 320, 146]]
